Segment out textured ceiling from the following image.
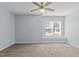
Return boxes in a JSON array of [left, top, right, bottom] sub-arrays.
[[0, 2, 79, 16]]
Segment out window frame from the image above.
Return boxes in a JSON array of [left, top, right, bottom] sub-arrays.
[[42, 20, 62, 38]]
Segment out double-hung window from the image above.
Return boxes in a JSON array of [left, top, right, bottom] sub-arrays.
[[43, 21, 61, 37]]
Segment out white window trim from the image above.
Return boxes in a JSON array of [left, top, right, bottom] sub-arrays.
[[42, 20, 62, 38]]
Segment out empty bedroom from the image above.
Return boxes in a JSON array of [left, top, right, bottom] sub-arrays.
[[0, 1, 79, 57]]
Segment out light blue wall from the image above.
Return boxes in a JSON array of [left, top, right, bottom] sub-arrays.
[[15, 15, 66, 43], [65, 9, 79, 47], [0, 8, 15, 50]]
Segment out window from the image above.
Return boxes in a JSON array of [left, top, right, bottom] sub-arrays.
[[44, 21, 61, 37]]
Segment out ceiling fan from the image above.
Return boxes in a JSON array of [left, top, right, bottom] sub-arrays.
[[31, 2, 55, 13]]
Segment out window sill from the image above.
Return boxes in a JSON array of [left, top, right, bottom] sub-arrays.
[[42, 37, 65, 38]]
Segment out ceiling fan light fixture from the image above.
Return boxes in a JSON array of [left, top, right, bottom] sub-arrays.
[[40, 8, 45, 13], [31, 2, 54, 14]]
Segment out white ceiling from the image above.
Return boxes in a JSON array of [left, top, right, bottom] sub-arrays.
[[0, 2, 79, 16]]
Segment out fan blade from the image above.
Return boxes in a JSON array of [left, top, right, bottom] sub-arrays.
[[31, 8, 39, 12], [32, 2, 40, 7], [45, 8, 55, 11], [45, 2, 52, 7], [40, 2, 43, 5]]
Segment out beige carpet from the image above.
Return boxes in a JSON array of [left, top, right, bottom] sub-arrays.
[[0, 43, 79, 57]]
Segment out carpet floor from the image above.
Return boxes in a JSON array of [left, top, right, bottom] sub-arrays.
[[0, 43, 79, 57]]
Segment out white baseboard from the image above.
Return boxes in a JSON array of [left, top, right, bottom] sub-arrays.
[[15, 41, 67, 44], [15, 38, 67, 44], [0, 42, 15, 51], [68, 41, 79, 48]]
